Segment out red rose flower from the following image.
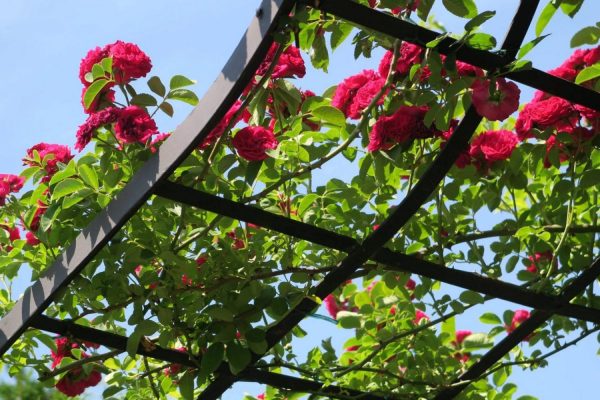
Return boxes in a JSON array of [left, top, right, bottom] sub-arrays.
[[526, 251, 553, 274], [232, 126, 278, 161], [506, 309, 531, 340], [515, 95, 577, 140], [0, 174, 25, 206], [29, 201, 48, 232], [413, 309, 429, 325], [468, 130, 518, 169], [149, 132, 171, 153], [256, 43, 306, 79], [454, 330, 472, 346], [332, 69, 381, 118], [199, 100, 250, 150], [75, 107, 121, 151], [323, 294, 347, 319], [26, 231, 40, 246], [114, 106, 158, 145], [24, 143, 73, 181], [163, 347, 188, 377], [367, 105, 437, 151], [346, 76, 387, 119], [378, 43, 423, 78], [455, 61, 484, 77], [81, 85, 116, 114], [51, 337, 102, 397], [107, 41, 152, 84], [79, 46, 109, 85], [471, 77, 520, 121]]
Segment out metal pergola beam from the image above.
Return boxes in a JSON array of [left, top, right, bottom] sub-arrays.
[[155, 181, 600, 324], [0, 0, 597, 399]]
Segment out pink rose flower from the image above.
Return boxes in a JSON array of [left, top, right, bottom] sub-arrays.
[[526, 251, 553, 274], [232, 126, 278, 161], [199, 100, 249, 150], [468, 130, 518, 170], [378, 43, 423, 78], [367, 105, 437, 151], [0, 174, 25, 206], [108, 41, 152, 84], [79, 46, 109, 85], [471, 77, 520, 121], [506, 309, 531, 339], [413, 309, 429, 325], [256, 43, 306, 79], [24, 143, 73, 181]]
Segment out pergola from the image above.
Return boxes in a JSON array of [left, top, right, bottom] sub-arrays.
[[1, 0, 599, 398]]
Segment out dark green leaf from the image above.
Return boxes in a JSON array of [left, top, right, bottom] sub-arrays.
[[480, 312, 502, 325], [179, 370, 195, 400], [312, 106, 346, 127], [200, 343, 224, 377], [442, 0, 478, 18], [337, 311, 361, 329], [78, 164, 99, 189], [52, 178, 86, 200], [160, 101, 174, 117], [464, 10, 496, 31], [517, 34, 549, 59], [466, 32, 497, 50], [459, 290, 485, 305], [148, 76, 166, 97], [226, 342, 251, 374], [330, 21, 353, 51], [580, 169, 600, 188], [131, 93, 158, 107], [571, 26, 600, 47]]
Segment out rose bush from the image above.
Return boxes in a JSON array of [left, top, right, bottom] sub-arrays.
[[0, 1, 599, 399]]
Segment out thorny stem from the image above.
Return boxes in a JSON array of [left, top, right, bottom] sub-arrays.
[[38, 349, 121, 381], [143, 356, 162, 399]]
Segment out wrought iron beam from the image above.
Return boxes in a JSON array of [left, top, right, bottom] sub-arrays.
[[0, 0, 295, 356], [155, 180, 600, 324], [311, 0, 600, 112]]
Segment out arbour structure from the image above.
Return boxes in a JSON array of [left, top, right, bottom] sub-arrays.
[[0, 0, 599, 398]]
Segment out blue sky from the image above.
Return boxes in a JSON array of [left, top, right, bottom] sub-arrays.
[[0, 0, 599, 399]]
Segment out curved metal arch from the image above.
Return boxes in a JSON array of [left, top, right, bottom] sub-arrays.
[[0, 0, 296, 356]]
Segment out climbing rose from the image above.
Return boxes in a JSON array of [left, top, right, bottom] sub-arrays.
[[347, 76, 386, 119], [24, 143, 73, 180], [149, 132, 171, 153], [232, 126, 278, 161], [199, 100, 249, 149], [515, 96, 577, 140], [26, 231, 40, 246], [108, 41, 152, 84], [75, 107, 121, 151], [468, 130, 518, 169], [378, 43, 423, 78], [81, 85, 116, 114], [323, 294, 342, 318], [506, 309, 531, 335], [526, 251, 553, 274], [3, 225, 20, 243], [413, 309, 429, 325], [163, 347, 188, 377], [454, 330, 472, 346], [257, 394, 265, 400], [0, 174, 25, 206], [114, 106, 158, 144], [367, 105, 437, 151], [455, 61, 484, 77], [471, 78, 520, 121], [79, 46, 109, 85], [256, 43, 306, 79], [332, 69, 381, 118], [51, 337, 102, 397]]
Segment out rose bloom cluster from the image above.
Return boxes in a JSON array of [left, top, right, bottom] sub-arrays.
[[515, 46, 600, 166], [50, 337, 102, 397], [75, 41, 157, 151]]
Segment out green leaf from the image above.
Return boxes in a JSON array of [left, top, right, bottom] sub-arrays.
[[417, 0, 435, 20], [337, 311, 361, 329], [464, 10, 496, 32], [131, 93, 158, 107], [310, 33, 329, 72], [571, 26, 600, 47], [560, 0, 583, 17], [147, 76, 166, 97], [52, 178, 86, 200], [226, 342, 251, 375], [535, 1, 558, 37], [579, 169, 600, 188], [466, 32, 496, 50], [101, 57, 113, 74], [49, 160, 77, 186], [517, 34, 550, 59], [200, 343, 224, 377], [480, 312, 502, 325], [91, 63, 105, 80], [160, 101, 174, 117], [83, 78, 110, 110], [170, 75, 196, 90], [168, 89, 199, 106], [442, 0, 478, 18], [245, 160, 263, 187], [330, 21, 353, 51], [312, 106, 346, 127], [459, 290, 485, 305], [205, 305, 235, 322], [462, 333, 494, 350], [78, 164, 99, 189], [179, 370, 195, 400], [576, 64, 600, 84]]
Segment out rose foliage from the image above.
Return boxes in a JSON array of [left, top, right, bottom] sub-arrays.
[[0, 1, 599, 399]]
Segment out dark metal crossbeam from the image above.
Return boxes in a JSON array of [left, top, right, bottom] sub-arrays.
[[29, 314, 196, 367], [156, 180, 600, 324], [0, 0, 295, 357], [312, 0, 600, 113], [240, 369, 394, 400], [433, 256, 600, 400], [30, 314, 390, 400]]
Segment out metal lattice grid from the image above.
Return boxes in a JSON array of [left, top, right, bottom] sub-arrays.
[[0, 0, 598, 399]]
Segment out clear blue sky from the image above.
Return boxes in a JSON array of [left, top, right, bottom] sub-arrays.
[[0, 1, 599, 399]]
